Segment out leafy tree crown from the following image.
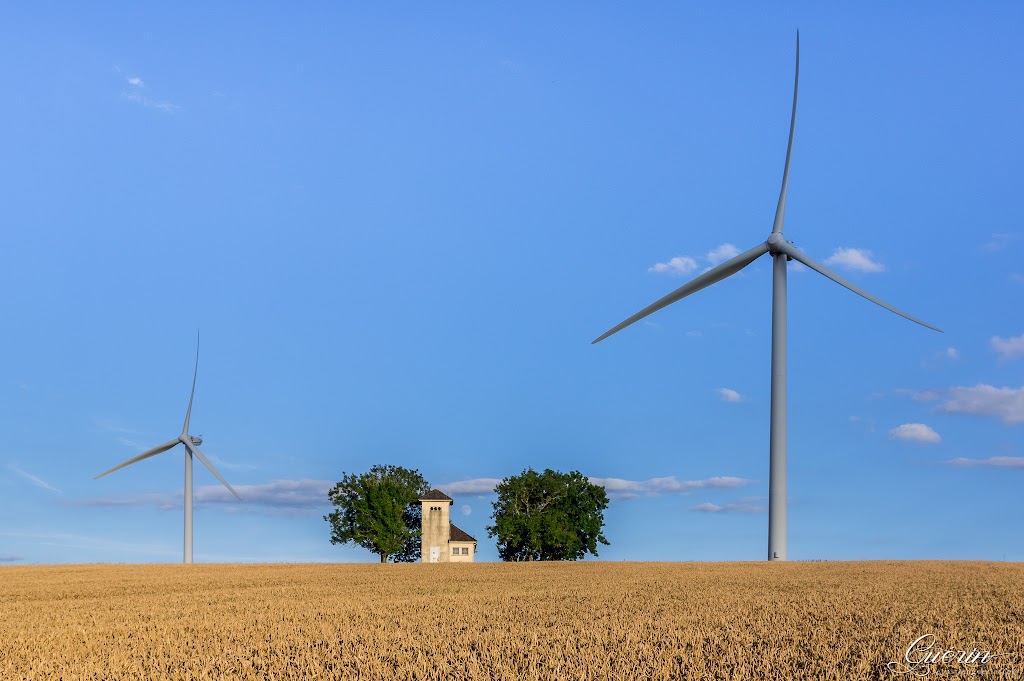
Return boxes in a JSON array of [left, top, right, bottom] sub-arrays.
[[324, 464, 431, 563], [486, 467, 609, 561]]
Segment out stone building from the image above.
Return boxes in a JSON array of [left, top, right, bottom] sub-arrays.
[[419, 489, 477, 563]]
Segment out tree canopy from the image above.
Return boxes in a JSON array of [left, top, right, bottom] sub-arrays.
[[324, 464, 431, 563], [486, 468, 609, 561]]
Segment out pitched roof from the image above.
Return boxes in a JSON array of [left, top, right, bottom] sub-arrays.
[[420, 489, 453, 502], [449, 522, 476, 543]]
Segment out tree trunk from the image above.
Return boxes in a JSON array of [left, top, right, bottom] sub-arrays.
[[380, 553, 387, 564]]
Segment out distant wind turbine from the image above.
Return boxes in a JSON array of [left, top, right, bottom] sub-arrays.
[[95, 335, 240, 563], [592, 34, 941, 561]]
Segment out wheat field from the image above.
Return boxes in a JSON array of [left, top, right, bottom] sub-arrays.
[[2, 561, 1021, 680]]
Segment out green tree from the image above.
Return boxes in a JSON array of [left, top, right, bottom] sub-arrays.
[[324, 465, 431, 563], [486, 468, 609, 561]]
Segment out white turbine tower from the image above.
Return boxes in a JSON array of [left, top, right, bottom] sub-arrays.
[[592, 34, 941, 561], [95, 336, 240, 563]]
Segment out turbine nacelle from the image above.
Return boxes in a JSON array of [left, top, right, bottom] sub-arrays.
[[189, 435, 203, 446]]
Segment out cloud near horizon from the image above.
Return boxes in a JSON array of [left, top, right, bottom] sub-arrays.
[[79, 475, 756, 509], [440, 478, 503, 495], [440, 475, 753, 501], [77, 479, 333, 512], [590, 475, 752, 500], [689, 496, 766, 513]]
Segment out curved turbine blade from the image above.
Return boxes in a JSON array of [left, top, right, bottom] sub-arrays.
[[94, 439, 181, 479], [182, 331, 199, 436], [777, 241, 942, 332], [182, 439, 241, 500], [772, 32, 799, 235], [593, 241, 770, 344]]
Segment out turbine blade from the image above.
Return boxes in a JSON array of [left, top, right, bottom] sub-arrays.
[[183, 331, 199, 435], [593, 241, 770, 344], [183, 440, 241, 500], [777, 241, 942, 332], [772, 32, 799, 235], [94, 439, 181, 479]]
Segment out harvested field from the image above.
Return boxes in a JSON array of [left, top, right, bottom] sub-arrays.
[[2, 561, 1022, 680]]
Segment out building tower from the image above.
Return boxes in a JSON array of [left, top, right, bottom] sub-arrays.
[[419, 489, 476, 563]]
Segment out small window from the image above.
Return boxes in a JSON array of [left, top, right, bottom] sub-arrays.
[[462, 547, 469, 555]]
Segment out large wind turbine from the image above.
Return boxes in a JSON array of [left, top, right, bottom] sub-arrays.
[[95, 336, 240, 563], [593, 34, 941, 561]]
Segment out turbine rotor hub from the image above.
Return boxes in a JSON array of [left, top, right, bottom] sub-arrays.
[[766, 233, 788, 253]]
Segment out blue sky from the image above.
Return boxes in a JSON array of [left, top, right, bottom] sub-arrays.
[[2, 3, 1022, 564]]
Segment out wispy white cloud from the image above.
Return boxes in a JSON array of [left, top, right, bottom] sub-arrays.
[[115, 436, 152, 451], [649, 256, 698, 276], [95, 418, 140, 435], [849, 415, 876, 433], [685, 330, 703, 337], [706, 243, 740, 265], [915, 385, 1024, 425], [716, 388, 743, 403], [124, 91, 180, 114], [590, 475, 752, 500], [115, 68, 179, 113], [689, 496, 766, 513], [7, 463, 62, 494], [206, 453, 260, 472], [95, 419, 150, 450], [498, 58, 521, 73], [1010, 274, 1024, 284], [920, 347, 961, 369], [991, 334, 1024, 361], [948, 456, 1024, 469], [889, 423, 941, 444], [982, 233, 1017, 253], [824, 248, 885, 273]]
